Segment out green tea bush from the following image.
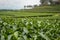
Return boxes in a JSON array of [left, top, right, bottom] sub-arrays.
[[0, 18, 60, 40]]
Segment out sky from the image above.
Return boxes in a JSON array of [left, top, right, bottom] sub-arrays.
[[0, 0, 40, 9]]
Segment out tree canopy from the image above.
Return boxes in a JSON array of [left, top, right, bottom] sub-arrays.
[[40, 0, 60, 5]]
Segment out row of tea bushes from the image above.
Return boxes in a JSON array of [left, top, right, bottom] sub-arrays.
[[0, 18, 60, 40]]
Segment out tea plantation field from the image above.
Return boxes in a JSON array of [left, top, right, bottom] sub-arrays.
[[0, 5, 60, 18], [0, 5, 60, 40], [0, 17, 60, 40], [0, 12, 60, 40], [0, 11, 60, 19]]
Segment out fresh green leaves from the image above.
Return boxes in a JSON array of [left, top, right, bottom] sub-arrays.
[[0, 18, 60, 40]]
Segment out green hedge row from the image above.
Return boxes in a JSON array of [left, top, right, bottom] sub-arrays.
[[0, 18, 60, 40]]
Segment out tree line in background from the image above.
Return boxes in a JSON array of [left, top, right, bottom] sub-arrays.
[[40, 0, 60, 5], [24, 0, 60, 9]]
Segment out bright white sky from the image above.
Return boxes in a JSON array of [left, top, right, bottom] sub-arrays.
[[0, 0, 40, 9]]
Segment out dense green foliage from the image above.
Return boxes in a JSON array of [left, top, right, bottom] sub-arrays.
[[0, 17, 60, 40]]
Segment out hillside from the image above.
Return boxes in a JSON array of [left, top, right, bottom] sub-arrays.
[[0, 5, 60, 19], [21, 5, 60, 13]]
